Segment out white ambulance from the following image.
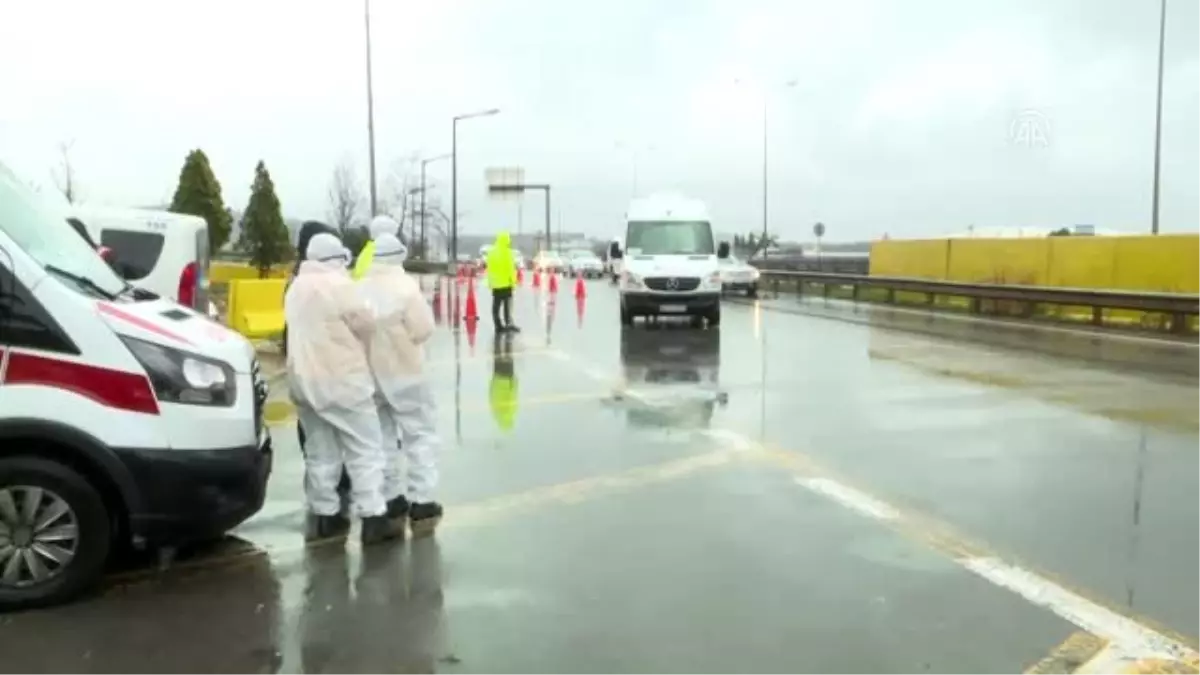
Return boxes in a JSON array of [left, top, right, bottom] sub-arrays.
[[0, 164, 271, 610]]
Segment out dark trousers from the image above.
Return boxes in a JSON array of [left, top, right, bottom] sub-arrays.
[[491, 287, 513, 329], [298, 421, 352, 494]]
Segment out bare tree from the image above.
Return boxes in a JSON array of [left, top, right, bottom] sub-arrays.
[[327, 160, 363, 233], [377, 153, 423, 241], [52, 140, 80, 204]]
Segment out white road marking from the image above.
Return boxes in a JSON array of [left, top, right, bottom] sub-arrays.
[[795, 476, 901, 521]]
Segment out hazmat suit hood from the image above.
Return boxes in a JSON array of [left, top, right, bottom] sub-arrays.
[[493, 231, 511, 249], [369, 215, 400, 240], [354, 215, 402, 280], [373, 233, 408, 265], [305, 233, 352, 268]]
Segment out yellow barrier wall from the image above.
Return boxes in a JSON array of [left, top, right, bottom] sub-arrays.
[[871, 234, 1198, 292], [944, 238, 1050, 286], [227, 278, 287, 338], [210, 261, 290, 284], [868, 239, 950, 279], [870, 234, 1198, 328]]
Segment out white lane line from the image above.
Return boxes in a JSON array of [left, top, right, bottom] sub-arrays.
[[795, 476, 901, 521]]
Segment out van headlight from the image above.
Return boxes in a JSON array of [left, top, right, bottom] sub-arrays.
[[706, 271, 722, 288], [120, 335, 237, 407], [749, 268, 761, 281], [622, 272, 644, 289]]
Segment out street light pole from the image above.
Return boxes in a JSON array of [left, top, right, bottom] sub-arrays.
[[1150, 0, 1168, 235], [761, 100, 768, 252], [419, 153, 450, 259], [736, 79, 796, 257], [364, 0, 378, 217], [450, 108, 500, 264]]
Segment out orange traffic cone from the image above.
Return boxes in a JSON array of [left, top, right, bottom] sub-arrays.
[[517, 267, 524, 285], [466, 314, 477, 355], [464, 281, 479, 322], [532, 270, 541, 289], [574, 274, 586, 299], [548, 271, 559, 294], [576, 294, 585, 328]]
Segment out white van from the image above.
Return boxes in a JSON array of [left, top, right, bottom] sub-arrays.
[[610, 195, 728, 327], [0, 166, 271, 610], [65, 206, 214, 319]]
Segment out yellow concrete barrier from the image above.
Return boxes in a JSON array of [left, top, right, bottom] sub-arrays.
[[227, 278, 286, 339], [869, 234, 1199, 329], [210, 261, 290, 284]]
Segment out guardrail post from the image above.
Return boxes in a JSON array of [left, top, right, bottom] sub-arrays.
[[851, 284, 861, 302], [1171, 312, 1189, 335], [1091, 306, 1103, 327], [969, 297, 980, 314], [822, 282, 831, 299]]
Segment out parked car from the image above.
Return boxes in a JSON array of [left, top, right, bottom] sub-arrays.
[[718, 255, 761, 297], [566, 249, 604, 278]]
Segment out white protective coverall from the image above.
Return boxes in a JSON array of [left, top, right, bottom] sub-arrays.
[[359, 234, 440, 504], [284, 233, 387, 517]]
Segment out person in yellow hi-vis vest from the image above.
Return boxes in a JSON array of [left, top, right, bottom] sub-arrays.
[[353, 215, 402, 281], [485, 231, 520, 333], [489, 332, 518, 432]]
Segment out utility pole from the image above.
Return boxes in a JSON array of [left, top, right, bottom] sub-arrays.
[[1150, 0, 1167, 235], [364, 0, 378, 217]]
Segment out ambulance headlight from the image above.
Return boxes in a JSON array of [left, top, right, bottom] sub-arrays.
[[120, 336, 237, 407]]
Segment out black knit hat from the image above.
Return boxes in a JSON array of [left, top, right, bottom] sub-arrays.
[[296, 221, 338, 260]]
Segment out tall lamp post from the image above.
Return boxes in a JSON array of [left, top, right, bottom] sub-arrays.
[[420, 153, 451, 259], [1150, 0, 1168, 235], [451, 108, 500, 264], [363, 0, 378, 217], [735, 78, 797, 256]]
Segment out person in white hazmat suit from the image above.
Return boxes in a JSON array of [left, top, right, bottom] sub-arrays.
[[359, 233, 444, 535], [284, 232, 401, 544]]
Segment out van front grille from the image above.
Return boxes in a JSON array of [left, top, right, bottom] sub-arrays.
[[644, 277, 700, 292]]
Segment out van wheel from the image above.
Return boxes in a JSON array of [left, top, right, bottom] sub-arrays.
[[0, 456, 112, 611], [747, 285, 758, 299], [707, 306, 722, 328], [620, 304, 634, 327]]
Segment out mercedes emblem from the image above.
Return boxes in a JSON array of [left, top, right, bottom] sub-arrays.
[[666, 278, 679, 290]]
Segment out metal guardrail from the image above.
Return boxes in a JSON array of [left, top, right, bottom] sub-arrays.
[[756, 269, 1200, 335]]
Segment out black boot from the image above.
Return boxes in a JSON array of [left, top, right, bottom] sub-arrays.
[[361, 515, 403, 545], [409, 502, 444, 537], [386, 495, 409, 530], [305, 513, 351, 543]]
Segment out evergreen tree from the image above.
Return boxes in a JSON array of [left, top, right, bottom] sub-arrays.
[[239, 161, 291, 277], [169, 149, 233, 252]]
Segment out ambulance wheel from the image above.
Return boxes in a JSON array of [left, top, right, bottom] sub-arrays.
[[0, 455, 112, 611]]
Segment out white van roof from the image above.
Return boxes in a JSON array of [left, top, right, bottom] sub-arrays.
[[626, 194, 709, 222], [67, 206, 206, 229]]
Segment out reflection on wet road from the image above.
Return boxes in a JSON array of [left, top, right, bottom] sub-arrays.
[[3, 280, 1197, 673]]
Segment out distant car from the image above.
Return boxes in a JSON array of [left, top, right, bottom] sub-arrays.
[[566, 249, 604, 278], [533, 250, 565, 274], [718, 255, 760, 297]]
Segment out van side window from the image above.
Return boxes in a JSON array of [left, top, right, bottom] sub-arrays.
[[99, 230, 165, 281], [0, 263, 80, 354]]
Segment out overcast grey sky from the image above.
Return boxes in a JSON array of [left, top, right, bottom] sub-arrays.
[[1, 0, 1196, 241]]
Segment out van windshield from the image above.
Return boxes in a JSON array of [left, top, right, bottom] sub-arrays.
[[0, 164, 128, 298], [626, 220, 715, 256]]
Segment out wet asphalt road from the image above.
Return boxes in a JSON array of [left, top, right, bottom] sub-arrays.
[[2, 278, 1197, 673]]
